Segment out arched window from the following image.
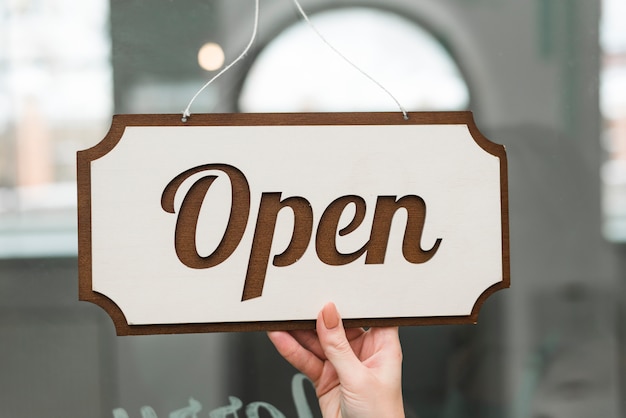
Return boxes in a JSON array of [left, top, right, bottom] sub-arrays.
[[239, 7, 469, 113]]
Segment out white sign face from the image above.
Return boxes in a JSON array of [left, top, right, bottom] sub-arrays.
[[77, 112, 509, 334]]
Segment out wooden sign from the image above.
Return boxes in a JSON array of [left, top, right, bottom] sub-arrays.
[[77, 112, 509, 335]]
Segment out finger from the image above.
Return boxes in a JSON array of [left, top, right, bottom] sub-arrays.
[[286, 326, 365, 360], [316, 303, 364, 381], [288, 329, 325, 359], [345, 327, 367, 342], [267, 331, 324, 381], [372, 327, 402, 359], [361, 327, 403, 370], [268, 327, 366, 367]]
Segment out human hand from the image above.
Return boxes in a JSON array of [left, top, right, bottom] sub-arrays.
[[268, 302, 405, 418]]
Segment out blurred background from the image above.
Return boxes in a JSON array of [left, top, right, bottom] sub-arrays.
[[0, 0, 625, 416]]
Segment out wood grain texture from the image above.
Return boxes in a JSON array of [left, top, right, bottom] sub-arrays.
[[77, 111, 509, 335]]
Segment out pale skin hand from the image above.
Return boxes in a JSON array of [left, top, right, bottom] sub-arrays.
[[268, 302, 405, 418]]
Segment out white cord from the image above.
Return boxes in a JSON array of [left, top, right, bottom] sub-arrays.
[[292, 0, 409, 120], [182, 0, 408, 121], [182, 0, 260, 121]]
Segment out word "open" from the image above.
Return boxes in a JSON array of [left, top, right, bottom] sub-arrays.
[[161, 164, 442, 301]]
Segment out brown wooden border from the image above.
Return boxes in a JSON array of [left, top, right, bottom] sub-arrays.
[[77, 111, 509, 335]]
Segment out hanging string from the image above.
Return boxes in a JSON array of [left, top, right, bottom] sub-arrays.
[[182, 0, 260, 122], [292, 0, 409, 120], [182, 0, 408, 121]]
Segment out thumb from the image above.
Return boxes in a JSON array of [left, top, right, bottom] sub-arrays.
[[317, 303, 362, 379]]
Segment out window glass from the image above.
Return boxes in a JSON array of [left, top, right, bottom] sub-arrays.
[[0, 0, 112, 257], [239, 7, 469, 113], [0, 1, 623, 418], [600, 0, 626, 240]]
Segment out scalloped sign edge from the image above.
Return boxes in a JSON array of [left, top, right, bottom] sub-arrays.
[[77, 111, 509, 335]]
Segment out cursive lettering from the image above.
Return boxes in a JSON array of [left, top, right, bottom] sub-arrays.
[[170, 398, 202, 418], [208, 396, 242, 418], [112, 373, 317, 418], [162, 164, 441, 301], [161, 164, 251, 270]]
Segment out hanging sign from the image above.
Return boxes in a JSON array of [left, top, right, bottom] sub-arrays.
[[77, 112, 509, 335]]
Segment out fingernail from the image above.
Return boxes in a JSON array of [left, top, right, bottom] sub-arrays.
[[322, 302, 340, 329]]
